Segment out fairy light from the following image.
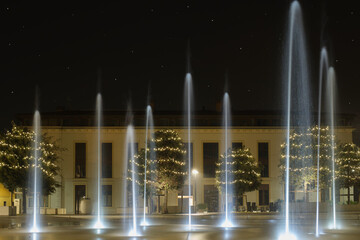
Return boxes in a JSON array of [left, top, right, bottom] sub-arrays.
[[0, 123, 60, 179]]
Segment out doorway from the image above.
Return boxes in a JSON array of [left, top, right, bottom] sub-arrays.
[[75, 185, 86, 214]]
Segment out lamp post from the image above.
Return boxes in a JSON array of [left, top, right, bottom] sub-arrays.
[[192, 169, 199, 213]]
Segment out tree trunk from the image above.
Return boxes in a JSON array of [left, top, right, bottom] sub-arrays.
[[22, 188, 26, 214], [164, 188, 168, 214], [348, 186, 351, 205], [157, 195, 160, 213], [304, 182, 309, 202], [10, 192, 14, 206], [236, 195, 239, 211], [180, 191, 184, 213]]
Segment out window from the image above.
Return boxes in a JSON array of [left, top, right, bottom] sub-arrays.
[[102, 143, 112, 178], [259, 184, 269, 205], [28, 197, 33, 208], [184, 142, 193, 170], [102, 185, 112, 207], [232, 142, 243, 150], [75, 143, 86, 178], [40, 195, 49, 208], [203, 143, 218, 178], [258, 142, 269, 177]]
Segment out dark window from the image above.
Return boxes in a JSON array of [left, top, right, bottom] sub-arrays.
[[40, 195, 49, 208], [232, 142, 243, 150], [258, 142, 269, 177], [102, 143, 112, 178], [75, 143, 86, 178], [203, 143, 218, 178], [184, 143, 193, 170], [259, 184, 269, 205], [28, 198, 33, 207], [102, 185, 112, 207]]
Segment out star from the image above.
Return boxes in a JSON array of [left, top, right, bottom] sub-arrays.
[[160, 64, 165, 68], [114, 78, 118, 81], [6, 7, 10, 11], [130, 50, 134, 54], [351, 39, 355, 42], [239, 47, 243, 50], [10, 90, 14, 94], [66, 66, 70, 70], [210, 18, 215, 22], [335, 59, 339, 63], [150, 9, 154, 12], [186, 4, 190, 9], [247, 89, 252, 93]]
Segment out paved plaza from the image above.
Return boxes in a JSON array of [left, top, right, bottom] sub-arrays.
[[0, 213, 359, 240]]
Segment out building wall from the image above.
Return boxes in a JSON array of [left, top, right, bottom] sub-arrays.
[[0, 183, 11, 207], [41, 126, 354, 214]]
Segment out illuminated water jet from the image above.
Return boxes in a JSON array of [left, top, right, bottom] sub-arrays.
[[184, 73, 193, 229], [93, 93, 105, 229], [31, 110, 41, 233], [220, 92, 233, 228], [141, 105, 154, 227]]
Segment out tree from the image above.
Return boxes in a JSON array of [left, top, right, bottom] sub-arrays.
[[279, 126, 334, 202], [216, 147, 261, 210], [336, 143, 360, 204], [128, 129, 186, 213], [0, 123, 62, 211]]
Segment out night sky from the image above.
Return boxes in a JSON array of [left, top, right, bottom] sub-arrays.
[[1, 1, 360, 129]]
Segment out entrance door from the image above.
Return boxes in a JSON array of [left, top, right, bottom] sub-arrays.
[[75, 185, 86, 214], [204, 185, 218, 212]]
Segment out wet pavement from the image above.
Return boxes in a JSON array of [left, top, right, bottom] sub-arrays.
[[0, 214, 359, 239]]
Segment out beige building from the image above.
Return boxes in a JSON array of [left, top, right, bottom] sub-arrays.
[[17, 110, 355, 214]]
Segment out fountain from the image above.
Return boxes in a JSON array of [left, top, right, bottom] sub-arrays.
[[221, 92, 233, 228], [327, 67, 337, 229], [30, 110, 41, 233], [315, 47, 329, 236], [126, 124, 139, 236], [184, 73, 194, 229], [281, 1, 312, 239], [141, 105, 154, 226], [93, 93, 104, 229]]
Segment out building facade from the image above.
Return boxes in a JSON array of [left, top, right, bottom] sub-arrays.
[[17, 110, 355, 214]]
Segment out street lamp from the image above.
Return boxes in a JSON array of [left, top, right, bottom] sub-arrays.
[[192, 169, 199, 213]]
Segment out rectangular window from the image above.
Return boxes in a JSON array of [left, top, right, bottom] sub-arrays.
[[184, 142, 193, 170], [102, 143, 112, 178], [40, 195, 49, 208], [28, 197, 33, 208], [203, 143, 218, 178], [259, 184, 269, 205], [258, 142, 269, 177], [75, 143, 86, 178], [102, 185, 112, 207], [232, 142, 243, 150]]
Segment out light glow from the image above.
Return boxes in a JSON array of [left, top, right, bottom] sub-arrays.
[[221, 219, 234, 228], [278, 232, 297, 240]]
